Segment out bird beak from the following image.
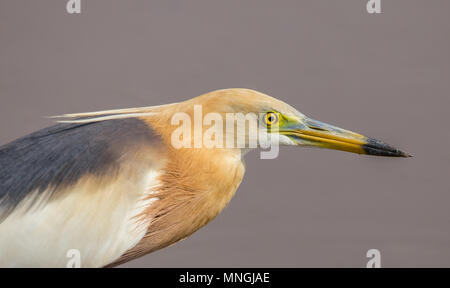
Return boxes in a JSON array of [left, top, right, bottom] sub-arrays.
[[283, 117, 412, 157]]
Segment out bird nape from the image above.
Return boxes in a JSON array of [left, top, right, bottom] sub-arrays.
[[0, 88, 411, 267]]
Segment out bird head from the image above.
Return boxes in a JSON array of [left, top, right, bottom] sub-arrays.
[[180, 88, 411, 157], [54, 88, 411, 157]]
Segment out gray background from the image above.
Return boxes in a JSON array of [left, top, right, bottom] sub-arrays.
[[0, 0, 449, 267]]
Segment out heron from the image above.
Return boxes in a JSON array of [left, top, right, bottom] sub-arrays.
[[0, 89, 410, 267]]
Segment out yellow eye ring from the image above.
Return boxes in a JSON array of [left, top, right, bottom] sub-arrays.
[[264, 112, 279, 126]]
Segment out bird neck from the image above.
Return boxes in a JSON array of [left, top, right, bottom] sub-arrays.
[[124, 115, 246, 261]]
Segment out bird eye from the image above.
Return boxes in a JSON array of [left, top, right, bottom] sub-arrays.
[[264, 112, 279, 126]]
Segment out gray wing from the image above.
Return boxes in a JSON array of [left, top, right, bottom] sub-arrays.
[[0, 118, 162, 218]]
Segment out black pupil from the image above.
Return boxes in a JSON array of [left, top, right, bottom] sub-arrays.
[[268, 115, 274, 122]]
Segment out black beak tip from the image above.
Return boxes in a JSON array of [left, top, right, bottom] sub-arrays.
[[363, 137, 412, 158]]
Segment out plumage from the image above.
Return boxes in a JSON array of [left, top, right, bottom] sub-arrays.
[[0, 88, 410, 267], [0, 118, 166, 267], [0, 118, 161, 217]]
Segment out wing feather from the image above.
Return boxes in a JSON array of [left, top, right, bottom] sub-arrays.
[[0, 118, 166, 267]]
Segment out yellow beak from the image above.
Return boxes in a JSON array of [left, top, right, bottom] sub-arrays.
[[284, 117, 412, 157]]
